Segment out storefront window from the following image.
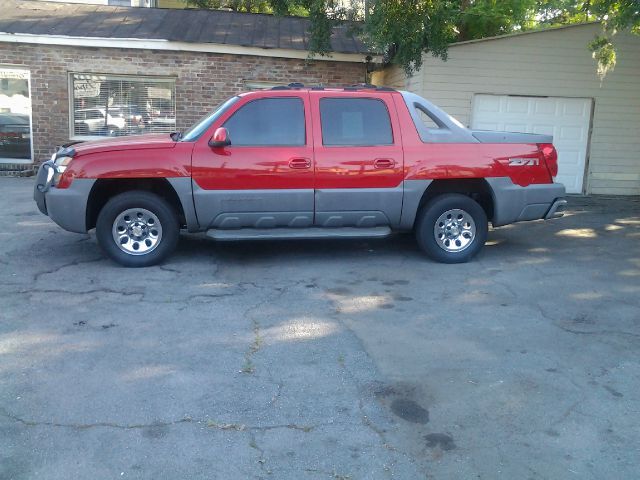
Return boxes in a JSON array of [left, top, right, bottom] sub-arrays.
[[70, 73, 176, 138], [0, 68, 32, 163]]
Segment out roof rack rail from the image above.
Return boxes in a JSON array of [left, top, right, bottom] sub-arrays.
[[270, 82, 305, 90], [343, 83, 396, 92], [268, 83, 395, 91]]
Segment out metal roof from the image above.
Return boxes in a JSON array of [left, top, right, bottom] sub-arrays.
[[0, 0, 368, 54]]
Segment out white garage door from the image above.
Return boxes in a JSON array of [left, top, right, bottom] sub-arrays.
[[471, 94, 592, 194]]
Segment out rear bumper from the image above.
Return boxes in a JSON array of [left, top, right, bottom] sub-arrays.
[[33, 161, 95, 233], [487, 177, 566, 227]]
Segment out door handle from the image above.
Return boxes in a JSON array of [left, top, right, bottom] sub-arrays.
[[288, 157, 311, 169], [373, 158, 395, 169]]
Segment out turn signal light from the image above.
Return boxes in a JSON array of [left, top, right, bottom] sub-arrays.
[[539, 143, 558, 178]]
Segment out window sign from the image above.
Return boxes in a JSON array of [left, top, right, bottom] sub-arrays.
[[74, 80, 101, 98]]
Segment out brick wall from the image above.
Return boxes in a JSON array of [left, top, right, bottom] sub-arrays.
[[0, 42, 365, 168]]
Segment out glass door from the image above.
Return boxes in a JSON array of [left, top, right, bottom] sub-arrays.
[[0, 67, 32, 163]]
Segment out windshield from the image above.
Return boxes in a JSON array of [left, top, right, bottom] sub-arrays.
[[181, 96, 239, 141]]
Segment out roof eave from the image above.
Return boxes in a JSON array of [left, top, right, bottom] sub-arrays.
[[0, 31, 380, 62]]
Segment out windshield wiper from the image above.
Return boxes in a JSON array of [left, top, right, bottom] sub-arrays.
[[170, 131, 182, 142]]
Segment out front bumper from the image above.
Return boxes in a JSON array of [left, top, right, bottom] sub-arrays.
[[33, 160, 55, 215], [487, 177, 566, 227], [33, 161, 95, 233]]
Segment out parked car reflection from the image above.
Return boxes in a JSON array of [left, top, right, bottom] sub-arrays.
[[0, 112, 30, 159]]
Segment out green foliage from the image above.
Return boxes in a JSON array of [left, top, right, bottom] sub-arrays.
[[457, 0, 539, 40], [365, 0, 458, 75], [186, 0, 273, 13], [589, 35, 617, 76], [184, 0, 640, 78], [586, 1, 640, 77]]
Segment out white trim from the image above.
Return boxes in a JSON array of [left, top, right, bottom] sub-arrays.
[[0, 32, 377, 63], [450, 22, 599, 47]]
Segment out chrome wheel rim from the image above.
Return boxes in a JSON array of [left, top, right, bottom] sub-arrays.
[[112, 208, 162, 256], [434, 208, 476, 252]]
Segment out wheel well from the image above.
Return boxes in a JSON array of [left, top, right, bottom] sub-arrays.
[[86, 178, 186, 230], [418, 179, 494, 222]]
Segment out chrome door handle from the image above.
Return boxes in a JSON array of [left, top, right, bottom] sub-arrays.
[[288, 157, 311, 169], [374, 158, 395, 169]]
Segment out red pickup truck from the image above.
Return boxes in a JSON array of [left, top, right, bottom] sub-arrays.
[[34, 84, 566, 267]]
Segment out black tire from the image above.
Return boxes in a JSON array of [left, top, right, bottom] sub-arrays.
[[96, 191, 179, 267], [415, 193, 488, 264]]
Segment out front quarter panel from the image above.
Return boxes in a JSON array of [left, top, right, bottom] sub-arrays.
[[64, 142, 194, 181]]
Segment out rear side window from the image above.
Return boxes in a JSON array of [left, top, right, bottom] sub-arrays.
[[320, 98, 393, 146], [223, 97, 305, 146]]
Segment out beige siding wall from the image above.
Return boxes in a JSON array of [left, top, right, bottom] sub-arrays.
[[389, 24, 640, 195], [372, 64, 406, 89]]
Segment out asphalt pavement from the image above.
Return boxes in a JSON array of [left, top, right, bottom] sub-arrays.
[[1, 177, 639, 479]]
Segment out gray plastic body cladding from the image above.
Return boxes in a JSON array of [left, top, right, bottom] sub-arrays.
[[472, 130, 553, 144], [192, 183, 313, 230], [44, 179, 96, 233], [487, 177, 566, 227], [314, 187, 402, 228], [212, 212, 312, 229], [316, 211, 388, 228], [167, 177, 200, 232], [400, 91, 479, 144], [399, 179, 433, 230]]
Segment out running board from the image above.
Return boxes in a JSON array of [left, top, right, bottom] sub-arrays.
[[206, 226, 392, 241]]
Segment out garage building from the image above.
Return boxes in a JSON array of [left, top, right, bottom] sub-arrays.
[[375, 23, 640, 195]]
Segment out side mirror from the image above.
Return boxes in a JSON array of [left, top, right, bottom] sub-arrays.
[[209, 127, 231, 148]]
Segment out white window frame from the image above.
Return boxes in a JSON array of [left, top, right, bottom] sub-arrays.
[[0, 65, 34, 164], [68, 72, 177, 141]]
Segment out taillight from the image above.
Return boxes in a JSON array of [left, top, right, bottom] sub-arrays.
[[539, 143, 558, 178]]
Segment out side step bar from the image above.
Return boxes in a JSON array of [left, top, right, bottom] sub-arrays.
[[206, 226, 392, 241]]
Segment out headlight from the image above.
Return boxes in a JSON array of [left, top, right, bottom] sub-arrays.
[[53, 156, 73, 185]]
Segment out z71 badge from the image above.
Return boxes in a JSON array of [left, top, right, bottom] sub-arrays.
[[509, 158, 540, 166]]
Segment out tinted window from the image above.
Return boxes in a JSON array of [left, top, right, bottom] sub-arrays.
[[417, 106, 442, 130], [182, 96, 238, 141], [223, 98, 305, 146], [320, 98, 393, 146]]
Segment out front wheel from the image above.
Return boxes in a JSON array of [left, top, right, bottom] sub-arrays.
[[96, 191, 179, 267], [415, 193, 488, 264]]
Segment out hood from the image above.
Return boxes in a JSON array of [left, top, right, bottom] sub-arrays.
[[72, 133, 177, 156]]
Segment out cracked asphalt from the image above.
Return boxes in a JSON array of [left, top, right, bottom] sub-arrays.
[[1, 177, 639, 479]]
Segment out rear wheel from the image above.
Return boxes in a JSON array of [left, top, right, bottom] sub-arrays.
[[96, 191, 179, 267], [415, 193, 488, 263]]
